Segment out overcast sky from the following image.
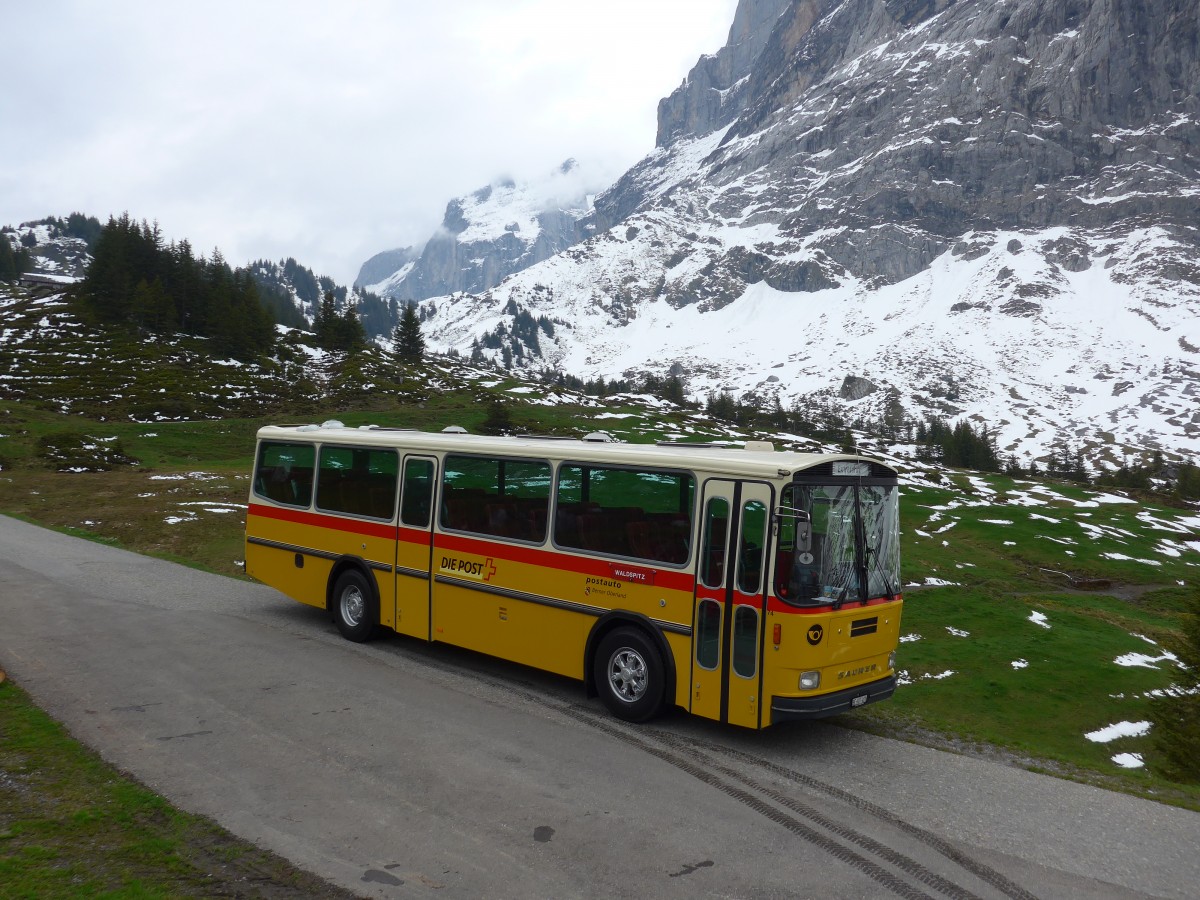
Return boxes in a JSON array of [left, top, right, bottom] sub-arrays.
[[2, 1, 739, 284]]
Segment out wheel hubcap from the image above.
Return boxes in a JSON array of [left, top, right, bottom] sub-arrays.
[[607, 648, 647, 703], [341, 586, 365, 626]]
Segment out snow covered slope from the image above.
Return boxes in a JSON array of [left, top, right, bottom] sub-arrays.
[[360, 159, 603, 301], [417, 0, 1200, 467]]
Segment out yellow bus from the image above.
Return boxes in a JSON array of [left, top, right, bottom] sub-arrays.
[[244, 421, 902, 728]]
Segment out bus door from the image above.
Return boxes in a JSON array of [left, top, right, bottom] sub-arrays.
[[692, 480, 772, 727], [394, 455, 437, 641]]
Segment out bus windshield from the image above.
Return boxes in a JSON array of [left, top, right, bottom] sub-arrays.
[[776, 481, 899, 607]]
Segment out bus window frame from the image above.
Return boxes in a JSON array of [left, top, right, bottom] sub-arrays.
[[252, 439, 316, 510], [438, 452, 554, 546], [313, 443, 401, 523], [399, 455, 437, 529], [549, 460, 697, 570]]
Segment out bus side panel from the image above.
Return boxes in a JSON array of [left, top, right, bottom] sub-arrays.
[[246, 507, 398, 627], [393, 526, 432, 640], [664, 631, 692, 710], [310, 519, 397, 630], [432, 578, 589, 680], [431, 535, 695, 687], [245, 513, 332, 610]]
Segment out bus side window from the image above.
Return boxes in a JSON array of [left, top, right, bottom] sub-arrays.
[[700, 497, 729, 588], [737, 500, 767, 594], [553, 464, 694, 565], [253, 441, 315, 509], [316, 446, 398, 520], [400, 458, 434, 527], [441, 455, 551, 543]]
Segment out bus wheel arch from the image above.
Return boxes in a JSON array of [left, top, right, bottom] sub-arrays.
[[327, 559, 379, 643], [585, 613, 674, 722]]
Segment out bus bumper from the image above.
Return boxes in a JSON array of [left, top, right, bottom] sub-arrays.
[[770, 675, 897, 723]]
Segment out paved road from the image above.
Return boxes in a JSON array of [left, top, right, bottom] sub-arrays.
[[1, 514, 1197, 899]]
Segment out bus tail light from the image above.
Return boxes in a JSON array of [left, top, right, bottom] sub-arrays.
[[799, 671, 820, 691], [773, 623, 781, 646]]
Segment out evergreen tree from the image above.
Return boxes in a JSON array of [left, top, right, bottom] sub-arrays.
[[392, 302, 425, 362], [313, 290, 339, 349], [1176, 461, 1200, 501], [479, 397, 513, 435], [72, 215, 277, 360], [0, 234, 18, 281], [663, 374, 686, 406], [338, 304, 368, 352], [130, 277, 174, 332], [61, 212, 103, 248]]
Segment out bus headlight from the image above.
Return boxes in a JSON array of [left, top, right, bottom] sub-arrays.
[[888, 651, 896, 671], [799, 671, 820, 691]]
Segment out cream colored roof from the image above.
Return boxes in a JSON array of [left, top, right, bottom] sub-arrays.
[[256, 423, 896, 481]]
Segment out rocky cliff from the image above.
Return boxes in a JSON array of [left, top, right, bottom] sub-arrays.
[[417, 0, 1200, 466], [655, 0, 792, 147]]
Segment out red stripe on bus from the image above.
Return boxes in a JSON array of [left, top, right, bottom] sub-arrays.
[[247, 505, 693, 592], [765, 594, 902, 614], [247, 503, 397, 540], [434, 532, 697, 594]]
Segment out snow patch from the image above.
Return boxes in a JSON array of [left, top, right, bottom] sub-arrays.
[[1085, 720, 1151, 743]]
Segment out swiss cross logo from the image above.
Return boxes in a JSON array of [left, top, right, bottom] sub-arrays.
[[484, 558, 496, 581]]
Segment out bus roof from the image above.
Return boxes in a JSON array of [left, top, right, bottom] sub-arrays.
[[255, 423, 898, 481]]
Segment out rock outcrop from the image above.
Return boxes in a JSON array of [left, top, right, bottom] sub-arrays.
[[655, 0, 793, 147]]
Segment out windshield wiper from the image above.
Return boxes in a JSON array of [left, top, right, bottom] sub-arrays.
[[866, 544, 896, 604]]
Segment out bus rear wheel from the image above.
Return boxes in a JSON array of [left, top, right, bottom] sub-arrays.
[[593, 627, 665, 723], [332, 569, 377, 643]]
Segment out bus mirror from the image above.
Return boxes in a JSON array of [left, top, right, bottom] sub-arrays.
[[795, 510, 812, 553], [776, 507, 811, 553]]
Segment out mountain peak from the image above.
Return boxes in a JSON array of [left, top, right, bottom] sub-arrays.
[[412, 0, 1200, 467], [359, 159, 607, 301]]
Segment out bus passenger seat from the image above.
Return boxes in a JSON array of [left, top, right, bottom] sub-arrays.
[[264, 467, 295, 504], [625, 520, 656, 560]]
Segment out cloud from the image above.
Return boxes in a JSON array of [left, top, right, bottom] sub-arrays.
[[1, 0, 738, 283]]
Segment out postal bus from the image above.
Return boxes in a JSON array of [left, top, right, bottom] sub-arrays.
[[244, 421, 903, 728]]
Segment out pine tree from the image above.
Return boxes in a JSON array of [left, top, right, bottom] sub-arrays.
[[314, 290, 339, 349], [131, 277, 174, 332], [338, 304, 367, 351], [392, 302, 425, 362], [70, 217, 276, 360], [0, 234, 17, 281], [479, 396, 513, 435], [663, 374, 686, 406], [1177, 461, 1200, 501]]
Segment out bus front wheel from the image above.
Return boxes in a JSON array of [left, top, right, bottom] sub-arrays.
[[332, 569, 377, 643], [593, 627, 664, 723]]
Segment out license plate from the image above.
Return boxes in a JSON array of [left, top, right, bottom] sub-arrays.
[[851, 694, 868, 708]]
